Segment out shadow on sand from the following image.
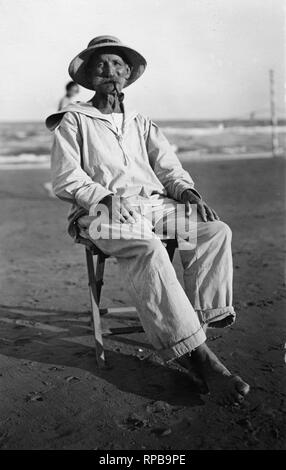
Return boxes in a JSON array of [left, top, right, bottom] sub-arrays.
[[0, 304, 204, 407]]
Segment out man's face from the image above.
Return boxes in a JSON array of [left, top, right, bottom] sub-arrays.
[[88, 52, 131, 93]]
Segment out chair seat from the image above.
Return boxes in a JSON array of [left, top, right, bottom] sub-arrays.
[[75, 234, 109, 257]]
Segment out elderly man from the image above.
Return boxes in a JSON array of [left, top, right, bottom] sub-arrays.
[[46, 36, 249, 404]]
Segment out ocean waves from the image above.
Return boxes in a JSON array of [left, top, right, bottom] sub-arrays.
[[0, 120, 285, 168]]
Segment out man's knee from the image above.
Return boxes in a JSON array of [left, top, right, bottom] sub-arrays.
[[203, 220, 232, 242], [214, 221, 232, 240]]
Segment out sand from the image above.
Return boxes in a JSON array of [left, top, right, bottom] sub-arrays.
[[0, 156, 285, 450]]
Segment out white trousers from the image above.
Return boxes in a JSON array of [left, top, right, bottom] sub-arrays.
[[78, 196, 235, 362]]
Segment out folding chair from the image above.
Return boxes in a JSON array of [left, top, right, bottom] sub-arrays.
[[76, 234, 178, 367]]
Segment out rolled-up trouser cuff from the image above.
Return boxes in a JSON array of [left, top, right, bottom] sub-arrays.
[[196, 306, 236, 328], [158, 326, 206, 363]]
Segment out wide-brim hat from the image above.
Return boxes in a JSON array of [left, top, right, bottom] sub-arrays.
[[68, 35, 147, 90]]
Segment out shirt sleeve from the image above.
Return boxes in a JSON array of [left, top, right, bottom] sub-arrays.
[[145, 119, 201, 201], [51, 111, 113, 211]]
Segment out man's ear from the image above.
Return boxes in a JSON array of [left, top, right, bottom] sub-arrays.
[[125, 64, 132, 80]]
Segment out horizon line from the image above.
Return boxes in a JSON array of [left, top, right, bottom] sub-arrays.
[[0, 116, 285, 124]]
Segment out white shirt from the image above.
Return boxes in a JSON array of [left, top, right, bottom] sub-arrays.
[[46, 102, 199, 237], [111, 112, 124, 135]]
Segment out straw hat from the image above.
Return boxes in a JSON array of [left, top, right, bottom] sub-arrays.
[[68, 35, 147, 90]]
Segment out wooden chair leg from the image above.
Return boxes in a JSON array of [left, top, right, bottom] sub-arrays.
[[84, 239, 177, 366], [95, 252, 106, 306], [85, 248, 106, 368]]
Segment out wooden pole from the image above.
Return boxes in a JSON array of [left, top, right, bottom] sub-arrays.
[[269, 69, 279, 157]]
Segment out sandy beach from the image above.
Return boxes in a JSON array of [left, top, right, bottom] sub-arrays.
[[0, 155, 285, 450]]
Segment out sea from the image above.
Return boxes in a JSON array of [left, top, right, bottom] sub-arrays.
[[0, 119, 285, 169]]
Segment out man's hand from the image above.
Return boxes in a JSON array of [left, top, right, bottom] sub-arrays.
[[181, 189, 220, 222], [99, 194, 139, 224]]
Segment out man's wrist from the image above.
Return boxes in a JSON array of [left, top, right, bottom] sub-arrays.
[[89, 193, 114, 215], [181, 188, 202, 203], [99, 193, 114, 205]]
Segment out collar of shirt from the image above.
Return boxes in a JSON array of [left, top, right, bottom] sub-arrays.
[[46, 100, 138, 132]]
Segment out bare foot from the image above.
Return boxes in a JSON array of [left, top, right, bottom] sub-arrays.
[[182, 343, 250, 405], [175, 354, 209, 394], [175, 323, 208, 393]]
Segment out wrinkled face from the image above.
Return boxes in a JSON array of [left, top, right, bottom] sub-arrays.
[[87, 52, 131, 93]]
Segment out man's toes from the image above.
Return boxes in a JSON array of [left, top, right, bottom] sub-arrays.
[[230, 389, 244, 404], [220, 377, 249, 405], [233, 376, 250, 397]]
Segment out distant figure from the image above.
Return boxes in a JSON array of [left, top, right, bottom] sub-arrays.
[[58, 81, 79, 110], [44, 82, 80, 198]]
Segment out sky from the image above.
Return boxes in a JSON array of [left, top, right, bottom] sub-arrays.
[[0, 0, 284, 121]]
